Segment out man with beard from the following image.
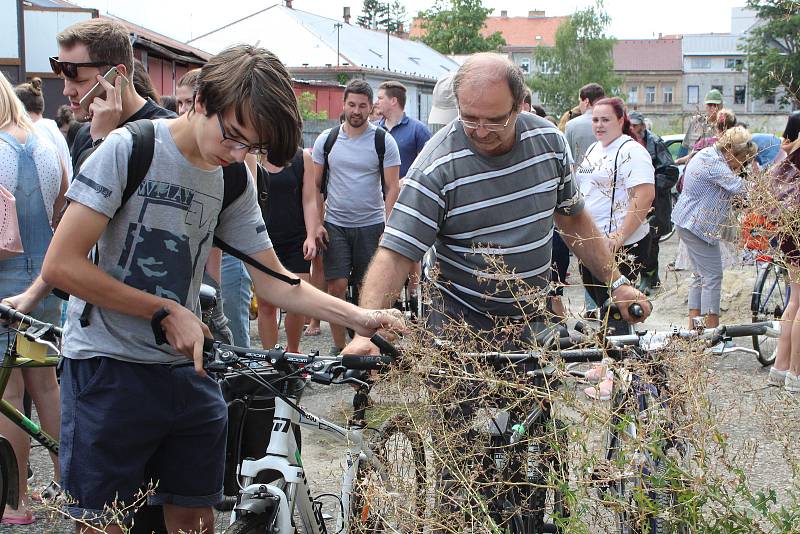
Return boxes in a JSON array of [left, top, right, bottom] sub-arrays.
[[312, 80, 401, 354]]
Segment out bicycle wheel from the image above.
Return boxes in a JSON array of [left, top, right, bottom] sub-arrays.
[[349, 414, 427, 533], [510, 418, 570, 534], [649, 454, 690, 534], [0, 445, 9, 523], [751, 262, 788, 366]]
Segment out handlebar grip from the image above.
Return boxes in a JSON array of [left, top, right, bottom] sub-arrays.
[[629, 303, 644, 319], [723, 323, 768, 338], [370, 334, 400, 359], [341, 354, 394, 370]]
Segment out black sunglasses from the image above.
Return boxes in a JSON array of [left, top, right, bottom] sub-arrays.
[[49, 56, 109, 79]]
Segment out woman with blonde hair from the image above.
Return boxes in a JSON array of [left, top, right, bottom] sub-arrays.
[[0, 71, 67, 524], [671, 125, 757, 329]]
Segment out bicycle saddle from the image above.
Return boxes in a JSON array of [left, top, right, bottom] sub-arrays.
[[199, 283, 218, 313]]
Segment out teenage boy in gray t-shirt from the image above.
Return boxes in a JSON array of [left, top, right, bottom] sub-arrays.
[[5, 45, 402, 533]]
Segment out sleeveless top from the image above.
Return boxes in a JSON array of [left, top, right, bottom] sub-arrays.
[[260, 148, 306, 245]]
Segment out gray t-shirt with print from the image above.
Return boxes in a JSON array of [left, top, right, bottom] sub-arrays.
[[63, 119, 271, 364], [312, 122, 401, 228]]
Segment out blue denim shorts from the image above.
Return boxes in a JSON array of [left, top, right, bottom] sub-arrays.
[[60, 357, 228, 523]]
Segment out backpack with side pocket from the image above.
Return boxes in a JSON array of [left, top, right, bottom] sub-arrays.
[[68, 119, 299, 327], [319, 124, 386, 199]]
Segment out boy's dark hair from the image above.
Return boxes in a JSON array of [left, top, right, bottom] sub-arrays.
[[579, 83, 605, 105], [344, 79, 373, 103], [15, 77, 45, 115], [195, 44, 301, 167], [55, 104, 75, 128], [378, 80, 406, 109], [56, 18, 134, 76], [531, 104, 547, 118], [132, 59, 160, 104]]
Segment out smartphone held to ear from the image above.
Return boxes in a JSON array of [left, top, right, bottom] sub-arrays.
[[78, 66, 129, 116]]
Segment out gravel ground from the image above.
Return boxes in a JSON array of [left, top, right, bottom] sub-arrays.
[[9, 232, 798, 533]]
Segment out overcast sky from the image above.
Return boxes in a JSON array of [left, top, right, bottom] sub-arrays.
[[76, 0, 747, 46]]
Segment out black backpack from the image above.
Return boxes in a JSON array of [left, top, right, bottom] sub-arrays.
[[72, 119, 299, 327], [320, 125, 386, 199]]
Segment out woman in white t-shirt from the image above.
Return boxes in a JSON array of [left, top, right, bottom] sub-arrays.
[[15, 78, 73, 180], [575, 97, 655, 400]]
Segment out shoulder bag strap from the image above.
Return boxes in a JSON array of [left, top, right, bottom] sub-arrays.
[[607, 138, 634, 235]]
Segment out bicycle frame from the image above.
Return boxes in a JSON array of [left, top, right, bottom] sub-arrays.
[[226, 376, 383, 534], [0, 344, 60, 455]]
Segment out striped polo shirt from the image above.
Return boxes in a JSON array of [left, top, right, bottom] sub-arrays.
[[381, 112, 584, 318]]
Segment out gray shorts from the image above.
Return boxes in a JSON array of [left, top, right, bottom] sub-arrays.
[[322, 221, 384, 283]]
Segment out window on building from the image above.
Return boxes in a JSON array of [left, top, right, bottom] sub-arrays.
[[645, 86, 656, 104], [519, 58, 531, 74], [711, 85, 723, 95], [628, 86, 638, 104], [663, 85, 673, 104], [734, 85, 746, 105], [725, 58, 743, 69], [690, 57, 711, 69], [687, 85, 699, 104], [765, 91, 776, 104]]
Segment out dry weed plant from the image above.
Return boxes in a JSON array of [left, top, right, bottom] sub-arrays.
[[356, 157, 800, 533]]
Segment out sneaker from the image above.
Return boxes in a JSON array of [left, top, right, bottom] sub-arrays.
[[785, 372, 800, 393], [31, 480, 62, 503], [584, 377, 613, 401], [27, 463, 33, 484], [768, 367, 788, 387]]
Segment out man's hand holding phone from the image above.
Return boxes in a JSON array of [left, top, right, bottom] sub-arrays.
[[84, 67, 127, 142]]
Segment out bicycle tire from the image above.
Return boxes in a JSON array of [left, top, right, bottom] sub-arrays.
[[223, 512, 271, 534], [349, 414, 427, 533], [0, 449, 8, 523], [659, 191, 679, 243], [751, 262, 787, 366], [650, 456, 690, 534], [512, 418, 570, 534]]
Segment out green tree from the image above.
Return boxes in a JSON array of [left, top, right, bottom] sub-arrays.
[[414, 0, 506, 55], [357, 0, 407, 34], [297, 92, 328, 121], [740, 0, 800, 108], [528, 1, 620, 114]]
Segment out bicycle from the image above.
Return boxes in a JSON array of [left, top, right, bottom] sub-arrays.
[[573, 316, 780, 534], [750, 258, 789, 366], [201, 335, 427, 534], [0, 303, 63, 519]]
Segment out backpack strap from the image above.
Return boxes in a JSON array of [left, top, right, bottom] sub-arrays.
[[320, 126, 341, 200], [78, 119, 156, 326], [608, 138, 635, 235], [375, 126, 386, 198]]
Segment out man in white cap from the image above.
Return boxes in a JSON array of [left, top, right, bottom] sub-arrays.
[[427, 71, 458, 133]]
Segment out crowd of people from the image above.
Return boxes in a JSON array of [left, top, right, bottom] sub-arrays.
[[0, 14, 798, 532]]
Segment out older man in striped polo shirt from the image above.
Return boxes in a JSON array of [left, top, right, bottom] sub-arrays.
[[346, 53, 651, 352]]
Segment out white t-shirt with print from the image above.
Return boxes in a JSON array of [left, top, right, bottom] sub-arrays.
[[575, 134, 654, 245]]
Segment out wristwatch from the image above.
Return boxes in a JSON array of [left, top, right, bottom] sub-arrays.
[[610, 275, 632, 293]]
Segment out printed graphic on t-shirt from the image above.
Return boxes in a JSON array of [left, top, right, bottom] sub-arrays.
[[116, 179, 221, 305]]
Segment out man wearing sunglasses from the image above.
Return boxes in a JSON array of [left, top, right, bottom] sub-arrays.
[[51, 18, 175, 171], [345, 53, 652, 353]]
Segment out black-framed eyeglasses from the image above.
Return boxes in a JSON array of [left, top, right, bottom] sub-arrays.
[[457, 108, 515, 132], [216, 113, 269, 156], [49, 57, 109, 79]]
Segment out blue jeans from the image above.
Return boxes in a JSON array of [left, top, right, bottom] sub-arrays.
[[221, 253, 252, 347]]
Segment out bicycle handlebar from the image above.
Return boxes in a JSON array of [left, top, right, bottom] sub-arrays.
[[0, 303, 63, 340]]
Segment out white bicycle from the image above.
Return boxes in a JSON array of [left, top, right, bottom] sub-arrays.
[[203, 336, 426, 534]]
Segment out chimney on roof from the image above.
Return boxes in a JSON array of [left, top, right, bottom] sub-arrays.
[[285, 0, 292, 8], [343, 6, 351, 24], [528, 10, 545, 18], [658, 32, 662, 39], [500, 10, 508, 17]]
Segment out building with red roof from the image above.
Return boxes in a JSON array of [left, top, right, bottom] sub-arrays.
[[613, 37, 684, 113]]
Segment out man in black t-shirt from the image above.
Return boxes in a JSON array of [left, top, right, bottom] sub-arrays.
[[52, 18, 176, 171]]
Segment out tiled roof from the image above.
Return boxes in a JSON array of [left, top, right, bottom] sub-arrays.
[[104, 15, 211, 62], [410, 15, 567, 48], [613, 38, 683, 71]]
